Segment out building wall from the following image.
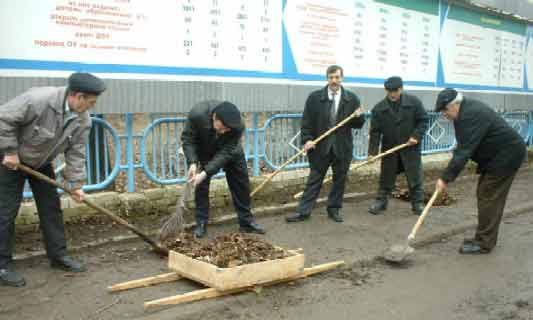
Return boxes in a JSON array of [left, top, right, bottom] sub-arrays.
[[1, 76, 531, 114]]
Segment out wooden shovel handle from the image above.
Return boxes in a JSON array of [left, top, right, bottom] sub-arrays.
[[16, 163, 169, 256], [292, 143, 410, 199], [407, 189, 441, 242], [251, 109, 362, 197]]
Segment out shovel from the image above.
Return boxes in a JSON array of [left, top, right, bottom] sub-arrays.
[[251, 109, 363, 197], [293, 143, 409, 199], [16, 163, 169, 256], [158, 180, 192, 242], [384, 188, 441, 263]]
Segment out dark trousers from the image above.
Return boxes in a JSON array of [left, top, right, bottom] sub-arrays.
[[0, 163, 67, 268], [377, 155, 424, 206], [195, 152, 254, 226], [474, 171, 517, 250], [298, 151, 350, 216]]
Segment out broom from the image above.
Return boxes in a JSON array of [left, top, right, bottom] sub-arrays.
[[158, 180, 192, 243]]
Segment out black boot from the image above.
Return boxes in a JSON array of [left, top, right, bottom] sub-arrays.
[[369, 198, 388, 215], [194, 222, 207, 238], [50, 256, 86, 273], [285, 212, 310, 223], [412, 202, 424, 216], [327, 208, 343, 223], [240, 221, 266, 234], [0, 265, 26, 287]]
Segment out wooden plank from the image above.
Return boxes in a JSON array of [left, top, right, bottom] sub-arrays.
[[168, 249, 305, 291], [108, 273, 181, 292], [144, 261, 344, 309]]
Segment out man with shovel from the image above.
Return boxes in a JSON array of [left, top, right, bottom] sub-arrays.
[[182, 100, 265, 238], [435, 88, 527, 254], [368, 76, 428, 216], [286, 65, 365, 223], [0, 72, 106, 287]]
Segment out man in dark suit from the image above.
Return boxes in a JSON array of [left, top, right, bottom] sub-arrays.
[[182, 100, 265, 238], [435, 88, 526, 254], [368, 76, 428, 215], [286, 65, 365, 223]]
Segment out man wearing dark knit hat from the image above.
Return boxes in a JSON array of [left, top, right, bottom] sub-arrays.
[[368, 76, 428, 216], [0, 72, 106, 287], [435, 88, 526, 254], [182, 100, 265, 238]]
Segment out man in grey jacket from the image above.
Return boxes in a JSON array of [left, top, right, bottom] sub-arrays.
[[0, 72, 106, 287]]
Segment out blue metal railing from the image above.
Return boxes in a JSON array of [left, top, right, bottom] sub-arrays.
[[421, 113, 456, 154], [503, 111, 530, 143], [140, 117, 188, 185], [23, 117, 121, 197], [22, 110, 533, 197]]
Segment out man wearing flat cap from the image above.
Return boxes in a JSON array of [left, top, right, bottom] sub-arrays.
[[0, 72, 106, 287], [182, 100, 265, 238], [435, 88, 526, 254], [368, 76, 428, 215]]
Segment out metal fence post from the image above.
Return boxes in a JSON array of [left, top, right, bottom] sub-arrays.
[[253, 112, 261, 177], [528, 111, 533, 146], [126, 113, 136, 192]]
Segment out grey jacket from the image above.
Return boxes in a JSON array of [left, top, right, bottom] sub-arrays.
[[0, 86, 92, 185]]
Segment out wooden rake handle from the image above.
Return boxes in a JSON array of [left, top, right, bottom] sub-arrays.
[[16, 163, 169, 256], [407, 188, 441, 242], [251, 109, 362, 198], [293, 142, 410, 199]]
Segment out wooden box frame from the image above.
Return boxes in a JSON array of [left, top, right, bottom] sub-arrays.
[[168, 249, 305, 291]]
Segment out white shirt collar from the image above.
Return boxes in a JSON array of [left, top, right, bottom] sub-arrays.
[[328, 86, 341, 99], [65, 99, 72, 113]]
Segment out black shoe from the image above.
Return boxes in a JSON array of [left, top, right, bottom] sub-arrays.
[[459, 243, 491, 254], [0, 266, 26, 287], [50, 256, 86, 273], [240, 221, 266, 235], [412, 202, 424, 216], [327, 209, 343, 223], [194, 222, 207, 238], [369, 199, 387, 215], [285, 213, 310, 223]]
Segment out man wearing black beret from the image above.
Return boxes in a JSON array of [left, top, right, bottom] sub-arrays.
[[435, 88, 527, 254], [0, 72, 106, 287], [182, 100, 265, 238], [368, 76, 428, 215]]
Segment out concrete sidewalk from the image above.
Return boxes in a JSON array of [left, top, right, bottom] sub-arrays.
[[255, 167, 533, 267], [13, 166, 533, 265], [2, 168, 532, 320]]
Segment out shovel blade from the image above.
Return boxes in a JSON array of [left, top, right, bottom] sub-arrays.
[[384, 244, 415, 263]]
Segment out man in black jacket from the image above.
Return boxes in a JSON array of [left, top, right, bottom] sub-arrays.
[[286, 65, 365, 223], [435, 88, 527, 254], [182, 100, 265, 238], [368, 76, 428, 215]]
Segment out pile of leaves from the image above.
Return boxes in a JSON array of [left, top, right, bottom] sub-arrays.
[[164, 232, 289, 268], [391, 187, 456, 206]]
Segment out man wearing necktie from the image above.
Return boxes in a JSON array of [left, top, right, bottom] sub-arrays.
[[368, 76, 428, 216], [286, 65, 365, 223]]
